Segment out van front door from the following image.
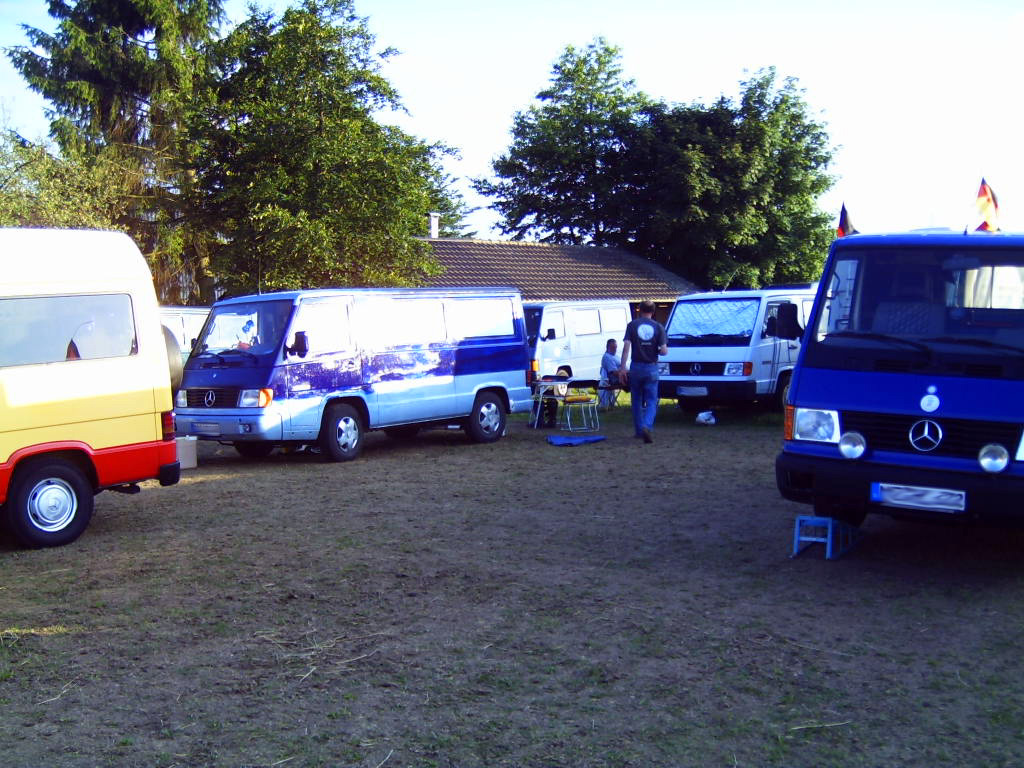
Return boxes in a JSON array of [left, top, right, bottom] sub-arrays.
[[761, 301, 797, 396], [284, 297, 364, 440]]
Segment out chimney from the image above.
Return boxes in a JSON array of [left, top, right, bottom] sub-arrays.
[[428, 212, 440, 239]]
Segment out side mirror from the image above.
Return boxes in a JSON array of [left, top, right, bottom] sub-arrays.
[[288, 331, 309, 358], [544, 328, 556, 341], [776, 303, 803, 341]]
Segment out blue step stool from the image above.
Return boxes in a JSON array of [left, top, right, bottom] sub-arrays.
[[790, 515, 861, 560]]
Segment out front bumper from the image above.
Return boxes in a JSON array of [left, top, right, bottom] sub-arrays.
[[776, 450, 1024, 522], [659, 379, 757, 402], [174, 407, 284, 442]]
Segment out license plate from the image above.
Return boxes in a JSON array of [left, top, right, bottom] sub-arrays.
[[677, 386, 708, 397], [193, 422, 221, 436], [871, 482, 966, 513]]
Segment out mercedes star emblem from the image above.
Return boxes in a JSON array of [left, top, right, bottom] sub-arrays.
[[204, 390, 217, 408], [908, 419, 942, 452], [689, 363, 702, 375]]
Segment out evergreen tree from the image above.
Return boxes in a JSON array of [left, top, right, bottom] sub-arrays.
[[8, 0, 224, 302]]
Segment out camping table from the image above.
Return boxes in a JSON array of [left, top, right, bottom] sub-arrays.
[[529, 378, 599, 429]]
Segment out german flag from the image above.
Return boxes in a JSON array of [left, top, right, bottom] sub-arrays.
[[836, 203, 858, 237], [976, 178, 999, 232]]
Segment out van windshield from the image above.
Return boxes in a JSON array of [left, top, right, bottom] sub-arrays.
[[806, 246, 1024, 377], [666, 298, 759, 347], [193, 300, 293, 359]]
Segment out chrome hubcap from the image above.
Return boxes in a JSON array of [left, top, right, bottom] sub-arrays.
[[335, 417, 359, 451], [27, 478, 77, 532], [478, 402, 500, 434]]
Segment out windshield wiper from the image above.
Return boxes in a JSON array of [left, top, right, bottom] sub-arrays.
[[219, 348, 259, 361], [825, 330, 932, 356], [921, 336, 1024, 356]]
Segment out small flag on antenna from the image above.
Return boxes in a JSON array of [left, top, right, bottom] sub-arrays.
[[836, 203, 858, 237], [976, 178, 999, 232]]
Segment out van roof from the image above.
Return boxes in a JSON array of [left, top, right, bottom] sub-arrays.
[[0, 229, 152, 290], [674, 285, 818, 302], [214, 286, 523, 306], [833, 231, 1024, 249]]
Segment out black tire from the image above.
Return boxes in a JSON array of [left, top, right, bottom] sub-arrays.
[[319, 403, 363, 462], [813, 496, 867, 527], [776, 372, 792, 411], [466, 391, 506, 443], [385, 425, 421, 441], [5, 460, 94, 548], [233, 441, 275, 459], [162, 324, 183, 394]]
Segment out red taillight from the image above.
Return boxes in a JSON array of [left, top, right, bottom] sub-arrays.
[[527, 359, 538, 384], [161, 411, 175, 441], [743, 361, 753, 376]]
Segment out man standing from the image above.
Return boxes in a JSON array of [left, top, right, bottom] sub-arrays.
[[618, 300, 668, 443], [599, 338, 620, 409]]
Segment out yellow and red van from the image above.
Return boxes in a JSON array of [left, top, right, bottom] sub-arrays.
[[0, 229, 179, 547]]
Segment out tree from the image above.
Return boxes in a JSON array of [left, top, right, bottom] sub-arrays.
[[0, 131, 133, 229], [7, 0, 225, 302], [186, 0, 462, 295], [627, 70, 834, 288], [472, 38, 649, 246]]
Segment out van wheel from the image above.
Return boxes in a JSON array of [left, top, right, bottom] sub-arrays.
[[319, 403, 363, 461], [466, 392, 506, 443], [234, 441, 275, 459], [555, 367, 571, 396], [776, 372, 792, 410], [5, 460, 94, 548]]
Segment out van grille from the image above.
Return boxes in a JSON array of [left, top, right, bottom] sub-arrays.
[[184, 388, 239, 408], [668, 362, 727, 376], [841, 411, 1022, 458]]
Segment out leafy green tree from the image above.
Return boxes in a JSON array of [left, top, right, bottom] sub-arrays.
[[7, 0, 224, 302], [0, 131, 132, 229], [473, 38, 649, 246], [628, 70, 834, 288], [186, 0, 462, 294]]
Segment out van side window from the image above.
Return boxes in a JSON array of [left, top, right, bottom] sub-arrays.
[[446, 298, 514, 339], [368, 298, 446, 347], [0, 294, 136, 367], [573, 308, 601, 335], [291, 299, 350, 355], [600, 307, 628, 331], [543, 310, 565, 339]]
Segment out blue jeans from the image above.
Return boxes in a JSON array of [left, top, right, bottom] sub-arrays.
[[629, 362, 660, 435]]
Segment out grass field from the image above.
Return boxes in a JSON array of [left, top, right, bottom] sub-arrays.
[[2, 405, 1024, 767]]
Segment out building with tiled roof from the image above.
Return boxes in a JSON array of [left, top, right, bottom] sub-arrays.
[[422, 239, 700, 314]]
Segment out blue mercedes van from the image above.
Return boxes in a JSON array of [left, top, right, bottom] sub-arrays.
[[776, 232, 1024, 525], [174, 287, 532, 460]]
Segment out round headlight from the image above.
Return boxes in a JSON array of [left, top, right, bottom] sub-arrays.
[[978, 443, 1009, 473], [839, 431, 866, 459]]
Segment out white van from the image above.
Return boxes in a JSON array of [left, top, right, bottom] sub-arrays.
[[160, 305, 210, 363], [0, 229, 180, 547], [658, 285, 817, 410], [524, 300, 631, 382]]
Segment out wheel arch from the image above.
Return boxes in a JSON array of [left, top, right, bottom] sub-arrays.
[[3, 448, 98, 505], [322, 395, 370, 429]]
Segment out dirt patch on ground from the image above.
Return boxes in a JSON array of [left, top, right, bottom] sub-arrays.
[[2, 407, 1024, 767]]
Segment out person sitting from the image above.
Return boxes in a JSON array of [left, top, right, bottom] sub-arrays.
[[599, 338, 620, 408]]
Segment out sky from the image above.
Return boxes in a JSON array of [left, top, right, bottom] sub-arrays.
[[1, 0, 1023, 240]]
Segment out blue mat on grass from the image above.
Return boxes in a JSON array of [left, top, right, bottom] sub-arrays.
[[546, 434, 606, 446]]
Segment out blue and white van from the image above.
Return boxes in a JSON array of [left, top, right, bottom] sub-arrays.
[[659, 285, 817, 410], [777, 232, 1024, 525], [174, 288, 532, 460]]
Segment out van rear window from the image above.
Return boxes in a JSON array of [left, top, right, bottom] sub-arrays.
[[0, 294, 136, 367], [446, 298, 514, 339]]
